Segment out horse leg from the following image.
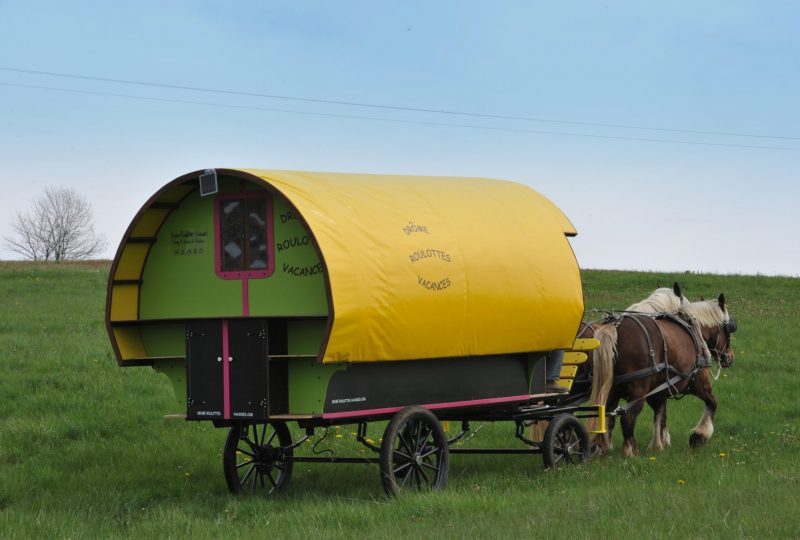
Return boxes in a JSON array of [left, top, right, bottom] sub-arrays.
[[689, 371, 718, 448], [662, 414, 672, 448], [646, 396, 668, 451], [620, 398, 645, 457]]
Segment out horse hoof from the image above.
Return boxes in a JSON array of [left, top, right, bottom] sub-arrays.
[[689, 432, 707, 448]]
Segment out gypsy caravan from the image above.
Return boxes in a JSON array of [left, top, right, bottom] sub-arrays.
[[106, 168, 601, 494]]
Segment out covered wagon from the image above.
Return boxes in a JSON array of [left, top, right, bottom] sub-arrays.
[[106, 168, 601, 494]]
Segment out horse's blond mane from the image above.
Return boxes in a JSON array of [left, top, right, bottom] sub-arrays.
[[626, 287, 687, 313], [681, 299, 729, 328]]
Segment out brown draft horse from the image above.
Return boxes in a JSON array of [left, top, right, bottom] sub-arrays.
[[587, 293, 736, 457]]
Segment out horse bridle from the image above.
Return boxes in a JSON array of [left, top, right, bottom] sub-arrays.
[[710, 317, 737, 367]]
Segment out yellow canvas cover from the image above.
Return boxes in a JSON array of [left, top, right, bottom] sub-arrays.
[[241, 169, 583, 363]]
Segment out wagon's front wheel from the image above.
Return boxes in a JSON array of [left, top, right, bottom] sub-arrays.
[[223, 421, 293, 495], [380, 406, 449, 495], [542, 413, 590, 469]]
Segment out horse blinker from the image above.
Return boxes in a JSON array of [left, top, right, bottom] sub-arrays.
[[725, 318, 737, 334]]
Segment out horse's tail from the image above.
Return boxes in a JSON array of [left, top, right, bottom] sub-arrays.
[[586, 324, 618, 434]]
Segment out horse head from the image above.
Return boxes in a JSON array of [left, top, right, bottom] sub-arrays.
[[714, 294, 737, 367], [682, 294, 736, 368]]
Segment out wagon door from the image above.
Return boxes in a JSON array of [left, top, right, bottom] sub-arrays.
[[186, 320, 224, 419], [227, 319, 269, 420], [185, 319, 270, 421]]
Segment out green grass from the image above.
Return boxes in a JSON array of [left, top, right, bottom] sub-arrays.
[[1, 262, 798, 538]]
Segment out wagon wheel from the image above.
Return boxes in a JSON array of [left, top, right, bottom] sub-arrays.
[[542, 414, 590, 469], [380, 406, 449, 495], [223, 421, 293, 495]]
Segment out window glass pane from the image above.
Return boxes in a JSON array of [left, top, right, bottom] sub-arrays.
[[221, 199, 244, 270], [246, 197, 268, 269]]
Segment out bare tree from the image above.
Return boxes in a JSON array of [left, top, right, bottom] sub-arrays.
[[3, 187, 107, 261]]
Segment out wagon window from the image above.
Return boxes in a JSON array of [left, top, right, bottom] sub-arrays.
[[219, 195, 270, 272]]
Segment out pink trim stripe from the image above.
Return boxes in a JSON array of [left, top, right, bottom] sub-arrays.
[[321, 394, 532, 421], [222, 320, 231, 419], [213, 196, 222, 276]]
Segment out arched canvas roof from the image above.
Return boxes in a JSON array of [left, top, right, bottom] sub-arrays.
[[243, 169, 583, 362], [108, 169, 584, 364]]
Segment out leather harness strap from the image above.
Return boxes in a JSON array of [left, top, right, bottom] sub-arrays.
[[603, 312, 712, 415], [658, 312, 710, 368]]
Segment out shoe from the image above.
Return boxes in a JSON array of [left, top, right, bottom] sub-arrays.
[[545, 383, 569, 394]]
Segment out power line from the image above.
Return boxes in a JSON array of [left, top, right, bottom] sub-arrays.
[[1, 80, 797, 151], [1, 65, 797, 142]]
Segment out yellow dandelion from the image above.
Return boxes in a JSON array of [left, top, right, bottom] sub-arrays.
[[366, 438, 375, 444], [677, 479, 685, 485], [335, 434, 343, 438], [184, 472, 191, 477], [719, 452, 728, 457], [648, 456, 657, 461], [350, 432, 357, 436]]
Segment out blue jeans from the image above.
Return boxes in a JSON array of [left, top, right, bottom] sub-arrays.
[[545, 349, 564, 383]]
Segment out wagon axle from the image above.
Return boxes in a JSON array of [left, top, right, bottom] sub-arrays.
[[221, 404, 596, 497]]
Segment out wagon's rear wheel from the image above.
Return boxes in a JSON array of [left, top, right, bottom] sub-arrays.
[[380, 406, 449, 495], [542, 413, 590, 469], [223, 421, 293, 495]]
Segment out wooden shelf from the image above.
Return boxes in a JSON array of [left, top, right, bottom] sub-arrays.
[[120, 355, 185, 367]]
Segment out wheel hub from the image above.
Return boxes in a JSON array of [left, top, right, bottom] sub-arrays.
[[254, 445, 278, 474]]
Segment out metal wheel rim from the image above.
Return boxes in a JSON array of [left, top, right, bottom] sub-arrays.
[[390, 418, 444, 490]]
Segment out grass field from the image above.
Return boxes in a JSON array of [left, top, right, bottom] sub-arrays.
[[0, 262, 798, 538]]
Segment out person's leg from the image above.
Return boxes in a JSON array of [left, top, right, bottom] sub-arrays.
[[545, 350, 567, 393], [545, 349, 564, 382]]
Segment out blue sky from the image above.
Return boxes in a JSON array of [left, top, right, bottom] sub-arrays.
[[1, 1, 798, 276]]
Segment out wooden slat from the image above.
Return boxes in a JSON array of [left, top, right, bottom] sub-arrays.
[[113, 279, 143, 285], [558, 365, 578, 378], [570, 337, 600, 351], [123, 355, 185, 362], [563, 351, 588, 365], [110, 284, 140, 321], [131, 208, 170, 237], [114, 243, 149, 281]]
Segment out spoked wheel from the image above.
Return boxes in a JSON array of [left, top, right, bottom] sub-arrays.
[[223, 421, 293, 495], [380, 406, 449, 495], [542, 413, 590, 469]]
